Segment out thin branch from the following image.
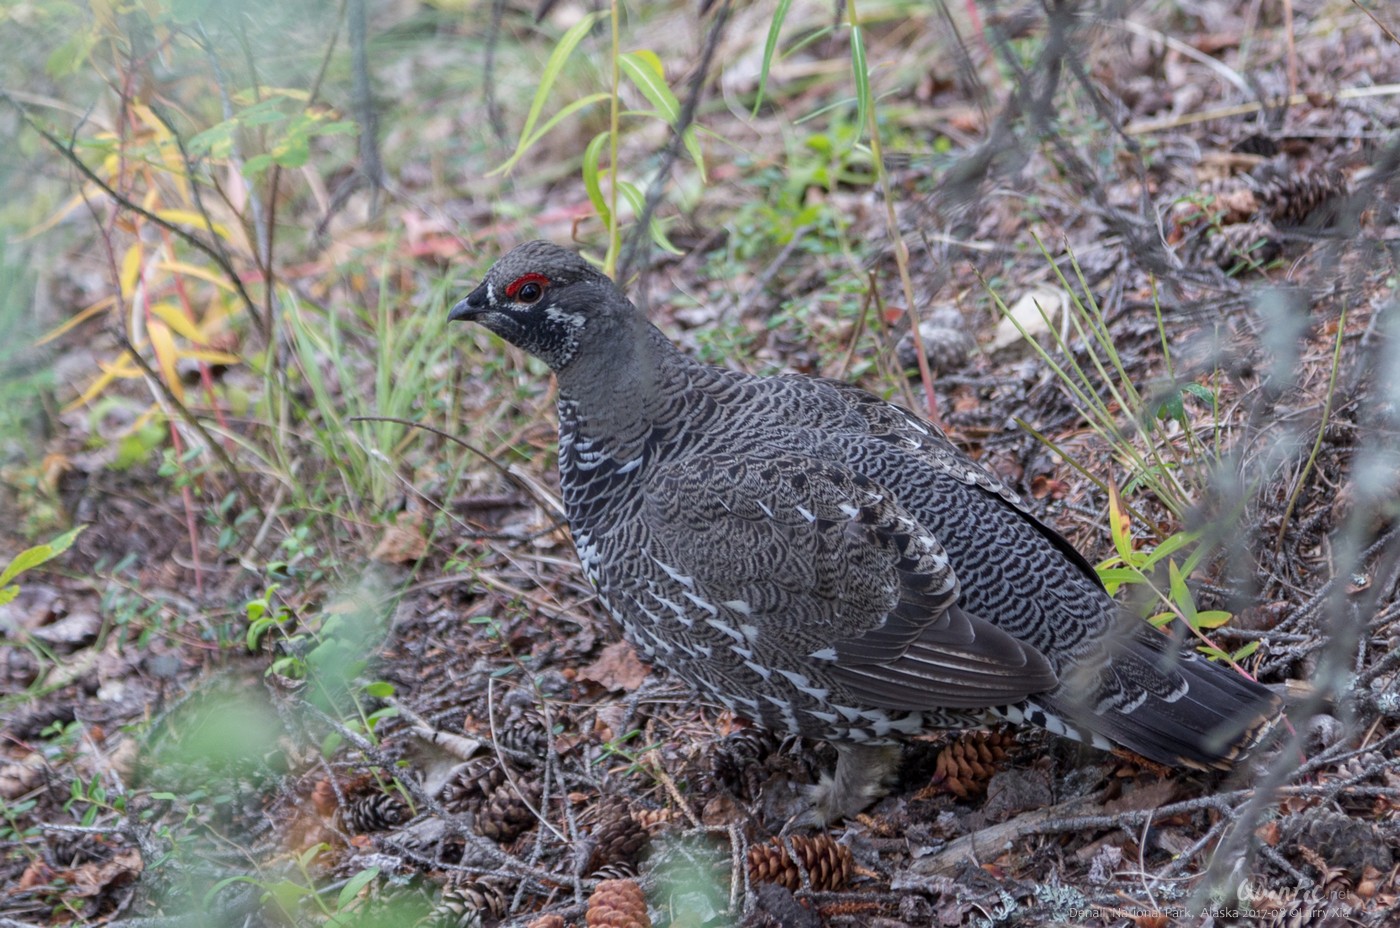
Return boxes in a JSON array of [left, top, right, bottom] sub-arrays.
[[0, 87, 261, 323], [615, 0, 731, 282]]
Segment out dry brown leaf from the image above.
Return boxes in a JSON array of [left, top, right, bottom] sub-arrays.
[[579, 641, 650, 693], [67, 848, 142, 897], [370, 509, 427, 564]]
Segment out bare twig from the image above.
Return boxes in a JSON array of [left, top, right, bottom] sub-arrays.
[[616, 0, 732, 282]]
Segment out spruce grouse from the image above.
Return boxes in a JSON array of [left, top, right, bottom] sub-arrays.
[[449, 241, 1281, 823]]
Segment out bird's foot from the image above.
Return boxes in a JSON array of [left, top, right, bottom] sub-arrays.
[[792, 742, 901, 829]]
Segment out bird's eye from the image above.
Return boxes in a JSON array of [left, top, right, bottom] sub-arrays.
[[506, 273, 549, 304]]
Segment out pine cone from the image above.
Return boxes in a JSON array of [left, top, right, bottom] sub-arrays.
[[924, 730, 1013, 799], [430, 877, 507, 928], [1168, 181, 1260, 234], [1285, 807, 1393, 879], [1199, 220, 1280, 273], [475, 777, 542, 842], [586, 878, 650, 928], [1257, 170, 1347, 226], [589, 861, 639, 882], [711, 728, 781, 801], [586, 801, 648, 875], [341, 791, 411, 833], [439, 758, 506, 816], [746, 834, 852, 892], [1331, 751, 1383, 784], [498, 706, 553, 760]]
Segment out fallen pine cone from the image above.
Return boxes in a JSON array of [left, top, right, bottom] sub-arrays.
[[438, 758, 506, 816], [586, 877, 650, 928], [430, 877, 507, 928], [586, 800, 648, 875], [923, 730, 1014, 799], [476, 776, 542, 842], [340, 790, 411, 834], [747, 834, 852, 893]]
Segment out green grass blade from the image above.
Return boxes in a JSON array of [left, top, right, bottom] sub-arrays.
[[849, 22, 870, 143], [752, 0, 793, 115], [491, 11, 604, 176], [493, 93, 611, 177], [617, 180, 682, 255]]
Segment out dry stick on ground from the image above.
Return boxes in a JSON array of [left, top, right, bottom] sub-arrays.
[[349, 415, 567, 520]]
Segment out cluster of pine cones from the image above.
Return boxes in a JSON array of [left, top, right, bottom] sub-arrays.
[[1166, 144, 1349, 274]]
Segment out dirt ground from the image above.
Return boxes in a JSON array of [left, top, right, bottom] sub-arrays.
[[2, 1, 1400, 926]]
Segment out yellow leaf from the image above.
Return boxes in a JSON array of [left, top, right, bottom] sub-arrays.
[[63, 352, 140, 412], [150, 302, 207, 344], [132, 104, 171, 140], [179, 350, 240, 365], [156, 260, 237, 292], [18, 190, 89, 241], [37, 296, 114, 346], [154, 210, 231, 241], [120, 244, 143, 299], [162, 144, 192, 202], [629, 48, 665, 80], [148, 319, 184, 403], [231, 86, 310, 106], [1107, 483, 1132, 561]]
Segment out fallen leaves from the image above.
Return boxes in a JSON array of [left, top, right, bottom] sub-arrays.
[[579, 640, 650, 693]]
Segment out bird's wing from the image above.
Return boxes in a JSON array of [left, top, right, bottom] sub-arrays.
[[817, 378, 1108, 588], [639, 452, 1057, 709]]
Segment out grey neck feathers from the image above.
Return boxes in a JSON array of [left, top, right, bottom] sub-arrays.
[[556, 318, 682, 461]]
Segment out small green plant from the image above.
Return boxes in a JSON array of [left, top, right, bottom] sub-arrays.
[[0, 526, 84, 607], [245, 582, 398, 742], [492, 8, 707, 270], [993, 242, 1228, 526], [1096, 486, 1258, 669], [210, 847, 381, 926]]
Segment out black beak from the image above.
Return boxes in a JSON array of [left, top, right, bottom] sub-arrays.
[[448, 282, 489, 322]]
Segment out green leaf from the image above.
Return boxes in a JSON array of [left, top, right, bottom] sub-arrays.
[[363, 681, 395, 698], [849, 23, 870, 142], [0, 527, 85, 589], [337, 867, 380, 910], [1155, 390, 1185, 424], [493, 11, 604, 176], [46, 29, 98, 78], [1106, 484, 1133, 563], [494, 93, 611, 177], [1193, 610, 1233, 630], [1183, 382, 1214, 403], [1230, 640, 1261, 661], [620, 51, 678, 123], [1168, 560, 1196, 624], [582, 131, 612, 224], [1137, 528, 1200, 570], [243, 153, 275, 177], [617, 181, 683, 255], [752, 0, 794, 114]]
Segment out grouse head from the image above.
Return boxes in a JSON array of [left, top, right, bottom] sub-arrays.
[[448, 241, 635, 372]]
